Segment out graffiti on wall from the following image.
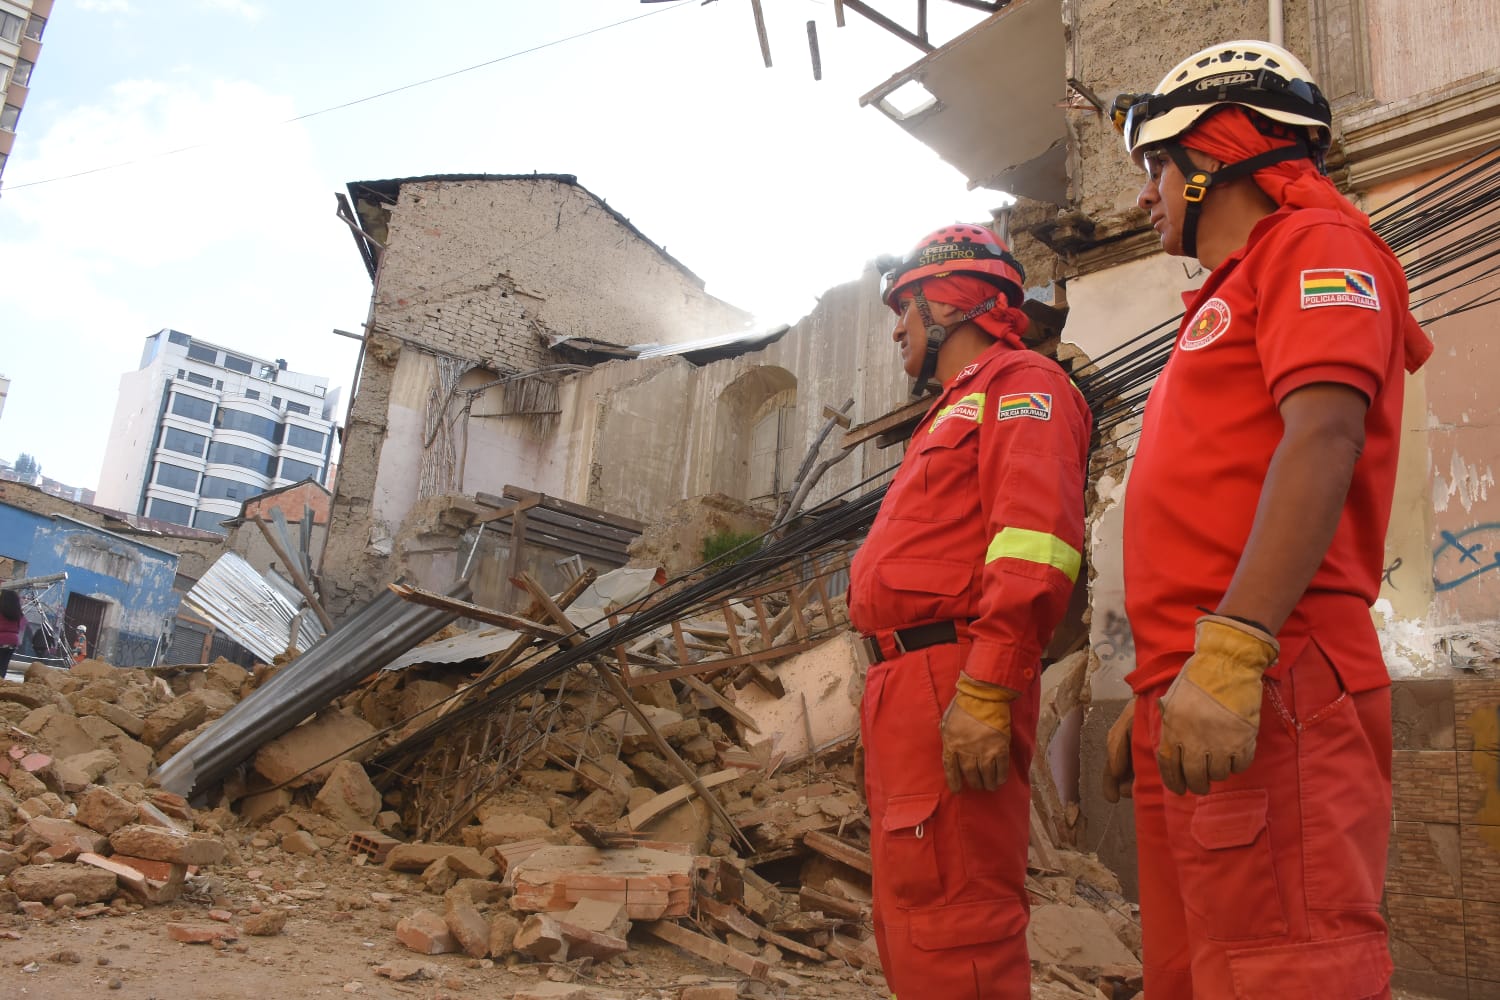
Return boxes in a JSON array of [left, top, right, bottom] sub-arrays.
[[1093, 609, 1136, 675], [1433, 524, 1500, 592]]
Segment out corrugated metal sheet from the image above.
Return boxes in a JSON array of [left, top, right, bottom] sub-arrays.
[[182, 552, 325, 663]]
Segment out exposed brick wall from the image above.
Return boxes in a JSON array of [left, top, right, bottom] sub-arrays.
[[1386, 676, 1500, 998], [242, 482, 330, 525]]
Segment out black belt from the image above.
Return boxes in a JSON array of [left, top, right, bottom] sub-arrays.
[[860, 620, 962, 664]]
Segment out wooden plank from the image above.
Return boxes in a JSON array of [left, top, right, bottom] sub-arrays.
[[251, 515, 333, 631], [839, 396, 931, 449], [524, 503, 640, 546], [623, 769, 741, 831], [802, 830, 873, 875], [670, 619, 691, 666], [677, 675, 760, 734], [698, 898, 827, 962], [643, 920, 769, 981], [720, 603, 744, 657], [488, 517, 631, 563], [386, 584, 565, 637], [474, 493, 540, 526], [749, 0, 771, 67], [501, 485, 646, 533], [799, 884, 866, 921]]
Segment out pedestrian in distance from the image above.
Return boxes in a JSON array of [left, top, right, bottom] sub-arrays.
[[1103, 39, 1433, 999], [848, 224, 1092, 999], [0, 588, 22, 677]]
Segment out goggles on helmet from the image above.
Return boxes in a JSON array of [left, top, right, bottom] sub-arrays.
[[879, 239, 1025, 308], [1118, 68, 1329, 155]]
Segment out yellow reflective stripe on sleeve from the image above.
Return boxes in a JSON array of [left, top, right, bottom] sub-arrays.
[[985, 526, 1082, 582]]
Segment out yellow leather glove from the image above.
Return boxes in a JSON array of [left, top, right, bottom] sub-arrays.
[[1156, 614, 1280, 796], [941, 674, 1019, 793], [1101, 697, 1136, 803]]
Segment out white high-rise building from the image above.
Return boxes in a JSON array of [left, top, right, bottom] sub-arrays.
[[96, 330, 340, 534]]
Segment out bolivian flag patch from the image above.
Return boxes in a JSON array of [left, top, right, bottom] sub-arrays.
[[996, 392, 1052, 421], [1300, 268, 1380, 311]]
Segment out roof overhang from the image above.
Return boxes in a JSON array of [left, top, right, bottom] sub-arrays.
[[860, 0, 1069, 205]]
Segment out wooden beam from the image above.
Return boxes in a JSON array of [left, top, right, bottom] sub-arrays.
[[807, 19, 821, 81], [474, 493, 540, 526], [643, 921, 769, 981], [251, 516, 334, 631], [386, 583, 565, 637], [838, 0, 935, 52], [623, 768, 741, 830], [820, 404, 852, 429], [500, 485, 646, 533], [802, 830, 873, 875], [677, 675, 760, 734], [840, 397, 931, 450]]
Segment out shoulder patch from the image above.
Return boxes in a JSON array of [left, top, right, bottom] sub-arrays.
[[954, 362, 981, 382], [995, 392, 1052, 422], [1180, 297, 1232, 351], [1300, 268, 1379, 311], [930, 391, 985, 433]]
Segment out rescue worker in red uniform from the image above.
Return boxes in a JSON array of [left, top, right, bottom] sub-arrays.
[[848, 224, 1091, 1000], [1103, 41, 1434, 998]]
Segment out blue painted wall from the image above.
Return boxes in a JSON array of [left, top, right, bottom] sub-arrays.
[[0, 502, 181, 665]]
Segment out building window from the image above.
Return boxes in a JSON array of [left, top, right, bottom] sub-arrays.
[[1, 104, 20, 133], [161, 427, 208, 458], [24, 14, 44, 41], [148, 498, 194, 526], [245, 389, 259, 400], [200, 475, 264, 502], [214, 407, 278, 442], [284, 425, 326, 453], [154, 463, 199, 492], [184, 371, 213, 388], [271, 396, 282, 409], [223, 354, 253, 375], [278, 458, 321, 483], [192, 510, 228, 534], [170, 393, 214, 422], [0, 63, 10, 90], [206, 441, 276, 477], [0, 13, 22, 43], [167, 330, 191, 347], [285, 401, 311, 416], [12, 58, 31, 87], [186, 342, 217, 364]]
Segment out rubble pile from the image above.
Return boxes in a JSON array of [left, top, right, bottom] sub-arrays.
[[0, 587, 1143, 997]]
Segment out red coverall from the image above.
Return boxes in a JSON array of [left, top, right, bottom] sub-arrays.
[[849, 339, 1091, 1000], [1123, 205, 1432, 999]]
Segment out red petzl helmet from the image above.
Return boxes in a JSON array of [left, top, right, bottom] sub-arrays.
[[880, 224, 1025, 313]]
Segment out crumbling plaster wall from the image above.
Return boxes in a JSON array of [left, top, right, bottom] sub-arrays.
[[323, 178, 752, 617], [542, 266, 912, 526]]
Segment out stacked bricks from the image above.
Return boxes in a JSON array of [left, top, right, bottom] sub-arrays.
[[1385, 675, 1500, 998]]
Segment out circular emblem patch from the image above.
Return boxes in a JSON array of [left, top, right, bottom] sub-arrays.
[[1180, 297, 1231, 351]]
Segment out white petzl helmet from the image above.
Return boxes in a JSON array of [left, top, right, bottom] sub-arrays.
[[1120, 40, 1331, 162]]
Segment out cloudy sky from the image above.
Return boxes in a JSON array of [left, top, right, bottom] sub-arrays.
[[0, 1, 1009, 490]]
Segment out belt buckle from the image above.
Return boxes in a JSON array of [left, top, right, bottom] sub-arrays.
[[892, 628, 909, 655], [859, 635, 883, 666]]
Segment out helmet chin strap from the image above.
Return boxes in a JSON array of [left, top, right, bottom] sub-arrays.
[[908, 286, 1002, 398], [1162, 140, 1313, 259]]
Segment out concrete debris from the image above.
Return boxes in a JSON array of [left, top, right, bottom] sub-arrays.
[[0, 567, 1141, 999]]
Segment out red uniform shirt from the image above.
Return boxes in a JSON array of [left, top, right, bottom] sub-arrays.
[[1124, 206, 1426, 694], [849, 341, 1091, 692]]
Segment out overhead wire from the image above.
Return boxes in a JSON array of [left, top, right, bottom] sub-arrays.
[[0, 1, 699, 193]]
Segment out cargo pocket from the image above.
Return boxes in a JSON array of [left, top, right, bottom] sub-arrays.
[[1227, 930, 1391, 1000], [880, 792, 943, 908], [1179, 789, 1286, 941], [908, 896, 1028, 952]]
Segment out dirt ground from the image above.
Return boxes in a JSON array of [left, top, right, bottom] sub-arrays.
[[0, 838, 890, 1000]]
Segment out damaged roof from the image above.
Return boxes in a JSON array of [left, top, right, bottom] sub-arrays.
[[344, 173, 709, 289], [548, 324, 791, 367]]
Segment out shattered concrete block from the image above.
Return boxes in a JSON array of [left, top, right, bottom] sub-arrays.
[[77, 853, 186, 905], [1026, 903, 1141, 974], [137, 800, 188, 831], [238, 787, 293, 826], [22, 707, 97, 758], [10, 864, 119, 904], [445, 879, 506, 908], [75, 785, 140, 836], [252, 711, 377, 788], [444, 899, 491, 959], [54, 749, 120, 792], [141, 694, 207, 750], [0, 681, 70, 710], [488, 912, 521, 958], [26, 815, 109, 855], [514, 912, 569, 961], [313, 760, 382, 831], [385, 843, 461, 872], [681, 987, 739, 1000], [347, 830, 399, 864], [572, 787, 628, 827], [374, 960, 437, 981], [281, 830, 320, 855], [561, 898, 632, 939], [422, 857, 458, 895], [470, 812, 558, 850], [108, 824, 226, 866], [70, 659, 118, 682], [396, 908, 460, 955], [93, 702, 146, 738]]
